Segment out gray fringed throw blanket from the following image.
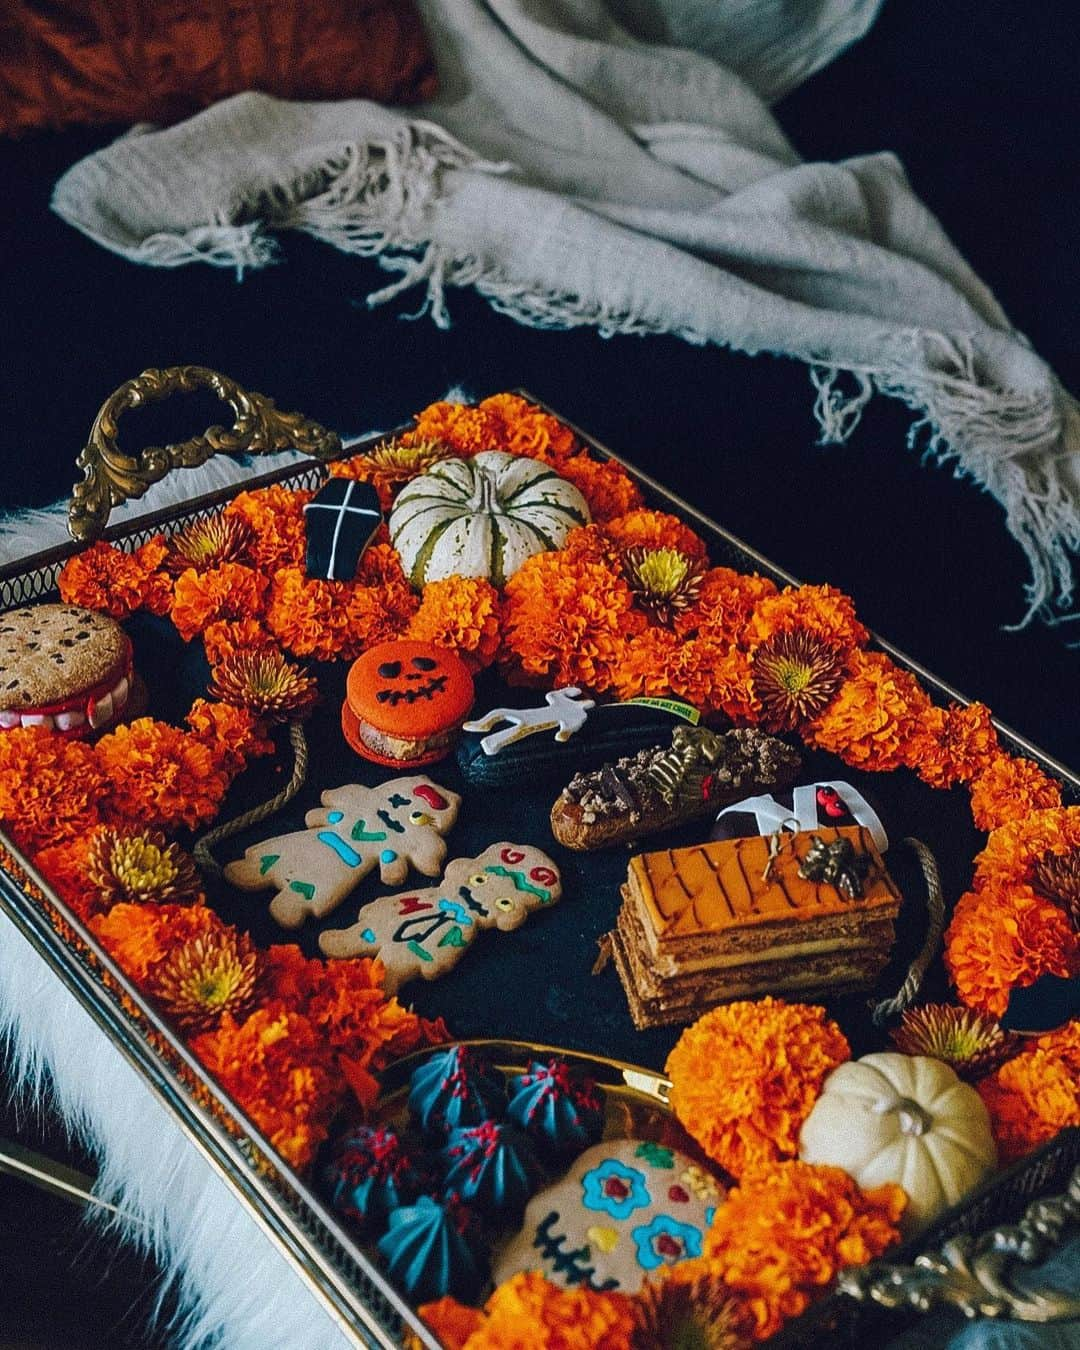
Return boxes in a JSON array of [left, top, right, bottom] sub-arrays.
[[52, 0, 1080, 623]]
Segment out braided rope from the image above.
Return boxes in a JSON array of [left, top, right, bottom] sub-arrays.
[[193, 720, 309, 877], [871, 835, 945, 1025]]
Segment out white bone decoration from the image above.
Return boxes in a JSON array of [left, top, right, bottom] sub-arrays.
[[462, 686, 596, 756]]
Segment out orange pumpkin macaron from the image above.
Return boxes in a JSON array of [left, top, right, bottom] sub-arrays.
[[343, 640, 475, 768]]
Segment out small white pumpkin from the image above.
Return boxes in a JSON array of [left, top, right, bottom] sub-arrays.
[[389, 452, 590, 588], [798, 1052, 997, 1236]]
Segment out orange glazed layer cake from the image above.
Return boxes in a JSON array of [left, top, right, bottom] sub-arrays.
[[612, 825, 901, 1028]]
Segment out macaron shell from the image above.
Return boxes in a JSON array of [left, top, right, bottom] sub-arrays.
[[341, 699, 455, 768], [346, 640, 474, 739]]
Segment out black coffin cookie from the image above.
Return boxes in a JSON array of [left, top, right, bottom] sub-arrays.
[[304, 479, 383, 581]]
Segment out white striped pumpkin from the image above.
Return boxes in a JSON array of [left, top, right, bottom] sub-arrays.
[[389, 452, 591, 588]]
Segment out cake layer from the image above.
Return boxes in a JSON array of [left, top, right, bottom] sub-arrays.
[[628, 825, 900, 945]]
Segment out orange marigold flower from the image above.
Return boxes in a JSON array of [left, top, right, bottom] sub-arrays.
[[556, 454, 644, 523], [186, 698, 275, 766], [501, 552, 646, 692], [32, 832, 100, 921], [265, 567, 414, 661], [973, 807, 1080, 894], [677, 568, 778, 643], [355, 539, 411, 591], [406, 575, 502, 671], [58, 538, 172, 617], [603, 509, 708, 562], [96, 718, 235, 831], [968, 754, 1063, 832], [201, 618, 278, 669], [421, 1271, 637, 1350], [0, 726, 106, 853], [745, 584, 868, 654], [806, 650, 931, 772], [171, 563, 269, 641], [944, 883, 1080, 1017], [908, 702, 1000, 790], [89, 901, 220, 984], [408, 401, 503, 454], [666, 639, 759, 723], [977, 1019, 1080, 1164], [190, 1006, 343, 1171], [478, 392, 580, 461], [692, 1161, 904, 1341], [610, 626, 682, 700], [225, 485, 312, 572], [665, 999, 850, 1180], [561, 523, 622, 567]]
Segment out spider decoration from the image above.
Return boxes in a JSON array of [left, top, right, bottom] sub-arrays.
[[797, 834, 871, 901], [644, 726, 728, 811]]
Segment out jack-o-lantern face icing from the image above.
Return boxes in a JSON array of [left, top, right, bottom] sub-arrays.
[[319, 842, 562, 993], [344, 640, 475, 767], [223, 776, 461, 929], [493, 1139, 724, 1293]]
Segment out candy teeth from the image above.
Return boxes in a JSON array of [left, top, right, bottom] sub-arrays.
[[22, 713, 55, 729], [54, 710, 87, 732], [88, 691, 114, 730], [3, 666, 130, 734], [114, 675, 130, 708], [0, 711, 20, 729]]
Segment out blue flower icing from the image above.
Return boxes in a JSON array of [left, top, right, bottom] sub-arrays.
[[322, 1125, 425, 1235], [506, 1058, 604, 1157], [631, 1214, 703, 1272], [439, 1120, 543, 1216], [580, 1158, 651, 1220], [408, 1045, 507, 1135], [377, 1196, 487, 1304]]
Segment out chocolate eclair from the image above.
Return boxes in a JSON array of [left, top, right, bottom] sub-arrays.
[[550, 725, 800, 850]]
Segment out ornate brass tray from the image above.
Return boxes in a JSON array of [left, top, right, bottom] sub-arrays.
[[0, 373, 1077, 1348]]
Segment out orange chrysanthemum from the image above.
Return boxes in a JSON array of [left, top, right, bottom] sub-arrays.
[[968, 754, 1063, 832], [96, 719, 235, 831], [170, 563, 269, 641], [686, 1161, 904, 1341], [190, 1006, 343, 1170], [201, 617, 279, 669], [944, 883, 1080, 1016], [58, 538, 172, 617], [977, 1019, 1080, 1164], [420, 1272, 637, 1350], [665, 999, 850, 1179], [972, 807, 1080, 895], [225, 485, 313, 572], [89, 901, 220, 984], [406, 575, 502, 671], [677, 568, 779, 644], [556, 453, 645, 523], [0, 726, 106, 853], [501, 551, 646, 692], [806, 650, 931, 772], [908, 702, 1000, 790], [603, 509, 709, 562]]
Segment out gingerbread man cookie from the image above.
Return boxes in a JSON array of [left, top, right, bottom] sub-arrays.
[[318, 843, 562, 994], [224, 777, 461, 929]]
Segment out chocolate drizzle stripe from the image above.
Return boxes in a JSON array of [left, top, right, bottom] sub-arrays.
[[669, 850, 693, 903], [732, 843, 756, 915]]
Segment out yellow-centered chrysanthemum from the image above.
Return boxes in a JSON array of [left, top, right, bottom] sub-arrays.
[[623, 547, 705, 624], [750, 629, 844, 731], [365, 437, 453, 481], [86, 828, 201, 907], [151, 931, 258, 1031], [165, 513, 254, 573], [209, 649, 317, 719], [890, 1004, 1018, 1080], [633, 1274, 750, 1350]]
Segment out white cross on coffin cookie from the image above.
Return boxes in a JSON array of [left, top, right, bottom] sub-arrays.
[[303, 478, 383, 581]]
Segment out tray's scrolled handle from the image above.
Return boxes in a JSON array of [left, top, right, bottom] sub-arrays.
[[68, 365, 342, 543], [838, 1164, 1080, 1322]]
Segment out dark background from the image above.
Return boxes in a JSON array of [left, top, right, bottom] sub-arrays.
[[1, 1, 1077, 1345]]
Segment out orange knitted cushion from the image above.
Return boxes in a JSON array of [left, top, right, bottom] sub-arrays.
[[0, 0, 437, 137]]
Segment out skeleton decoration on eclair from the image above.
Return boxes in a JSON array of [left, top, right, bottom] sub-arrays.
[[319, 843, 562, 994], [223, 777, 460, 929]]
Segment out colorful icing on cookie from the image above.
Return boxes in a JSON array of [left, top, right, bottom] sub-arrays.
[[342, 639, 474, 768], [505, 1058, 604, 1159], [318, 843, 562, 993], [222, 776, 460, 929], [494, 1139, 724, 1294], [462, 686, 595, 755], [407, 1045, 508, 1136]]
